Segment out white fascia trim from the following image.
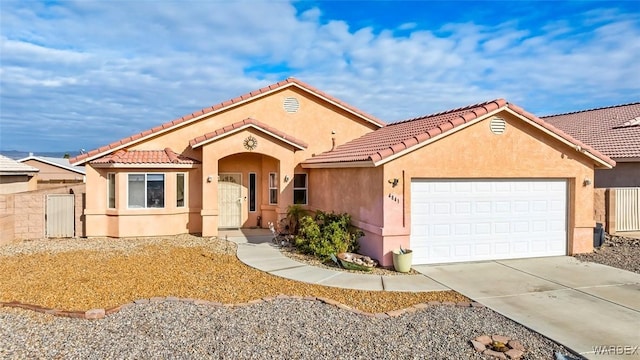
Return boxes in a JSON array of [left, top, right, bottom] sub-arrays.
[[91, 163, 198, 169], [18, 156, 86, 175], [503, 108, 614, 169], [301, 160, 374, 168], [191, 124, 306, 150], [371, 107, 506, 167]]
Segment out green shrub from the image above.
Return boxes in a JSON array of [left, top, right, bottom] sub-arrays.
[[294, 211, 363, 260]]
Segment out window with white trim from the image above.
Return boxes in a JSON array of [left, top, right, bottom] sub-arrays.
[[269, 172, 278, 205], [293, 173, 307, 205], [128, 173, 165, 208], [176, 173, 185, 207], [107, 173, 116, 209]]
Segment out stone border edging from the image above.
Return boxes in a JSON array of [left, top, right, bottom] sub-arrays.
[[0, 296, 484, 320]]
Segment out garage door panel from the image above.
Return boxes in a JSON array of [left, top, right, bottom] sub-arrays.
[[411, 179, 567, 264]]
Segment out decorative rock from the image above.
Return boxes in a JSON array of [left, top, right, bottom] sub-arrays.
[[492, 334, 511, 343], [471, 340, 486, 352], [508, 340, 526, 352], [505, 348, 524, 359], [85, 308, 105, 320], [484, 349, 507, 359], [475, 335, 492, 346]]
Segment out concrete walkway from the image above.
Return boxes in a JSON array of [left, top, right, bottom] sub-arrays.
[[222, 230, 640, 359], [221, 229, 448, 292]]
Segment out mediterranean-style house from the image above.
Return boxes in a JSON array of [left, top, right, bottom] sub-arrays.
[[70, 79, 614, 266]]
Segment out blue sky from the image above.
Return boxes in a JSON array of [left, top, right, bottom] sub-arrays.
[[1, 1, 639, 152]]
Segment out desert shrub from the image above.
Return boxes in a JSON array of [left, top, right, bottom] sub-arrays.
[[294, 211, 363, 260]]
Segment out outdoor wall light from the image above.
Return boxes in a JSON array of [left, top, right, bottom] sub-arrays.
[[207, 175, 213, 183], [284, 175, 290, 182], [583, 178, 592, 186], [388, 178, 399, 187]]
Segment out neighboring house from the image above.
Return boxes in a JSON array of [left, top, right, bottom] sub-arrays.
[[18, 154, 86, 187], [543, 103, 640, 188], [70, 78, 614, 266], [0, 154, 39, 194]]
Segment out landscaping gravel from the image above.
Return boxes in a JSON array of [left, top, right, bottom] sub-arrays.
[[0, 299, 579, 359], [0, 235, 583, 359], [574, 234, 640, 274]]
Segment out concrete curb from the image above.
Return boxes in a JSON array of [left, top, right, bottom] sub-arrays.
[[0, 296, 484, 321]]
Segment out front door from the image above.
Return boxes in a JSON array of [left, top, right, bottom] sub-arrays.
[[218, 173, 242, 228]]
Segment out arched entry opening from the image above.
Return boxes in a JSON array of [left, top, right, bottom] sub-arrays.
[[218, 152, 281, 229]]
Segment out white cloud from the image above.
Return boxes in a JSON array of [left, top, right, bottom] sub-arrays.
[[0, 0, 638, 151]]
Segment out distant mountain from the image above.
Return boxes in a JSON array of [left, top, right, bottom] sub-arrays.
[[0, 150, 80, 160]]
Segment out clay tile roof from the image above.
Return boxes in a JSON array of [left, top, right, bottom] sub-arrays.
[[70, 78, 383, 165], [189, 118, 309, 149], [91, 148, 199, 165], [542, 102, 640, 159], [303, 99, 614, 168], [303, 99, 508, 165]]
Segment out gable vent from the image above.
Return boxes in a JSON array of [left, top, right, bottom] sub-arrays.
[[490, 117, 506, 134], [283, 97, 300, 113]]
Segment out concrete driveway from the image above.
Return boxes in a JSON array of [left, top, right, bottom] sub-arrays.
[[414, 257, 640, 360]]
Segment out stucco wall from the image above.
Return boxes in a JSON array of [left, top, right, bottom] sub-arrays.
[[22, 159, 85, 182], [0, 184, 85, 243], [378, 112, 598, 264], [595, 162, 640, 188], [0, 175, 37, 194], [84, 166, 200, 237], [83, 87, 380, 238]]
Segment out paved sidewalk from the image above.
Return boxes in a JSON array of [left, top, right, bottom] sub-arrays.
[[220, 229, 448, 292]]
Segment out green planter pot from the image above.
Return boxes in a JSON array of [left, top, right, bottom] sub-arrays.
[[392, 249, 413, 273]]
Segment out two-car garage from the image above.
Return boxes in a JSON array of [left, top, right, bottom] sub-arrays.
[[410, 179, 567, 265]]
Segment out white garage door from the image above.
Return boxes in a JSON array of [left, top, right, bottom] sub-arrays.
[[411, 179, 567, 264]]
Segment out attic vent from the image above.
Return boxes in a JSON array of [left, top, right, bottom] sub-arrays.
[[283, 97, 300, 113], [490, 117, 506, 134]]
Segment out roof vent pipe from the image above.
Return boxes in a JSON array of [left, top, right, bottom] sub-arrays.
[[331, 137, 336, 151]]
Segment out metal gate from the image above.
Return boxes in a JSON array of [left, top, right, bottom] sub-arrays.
[[615, 188, 640, 232], [46, 194, 75, 237]]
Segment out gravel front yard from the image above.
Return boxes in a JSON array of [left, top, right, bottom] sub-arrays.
[[0, 235, 583, 359], [574, 234, 640, 274]]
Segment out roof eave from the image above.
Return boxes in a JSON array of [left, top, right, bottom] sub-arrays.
[[19, 156, 86, 175], [71, 79, 382, 166], [91, 163, 199, 169], [301, 160, 375, 168], [372, 107, 505, 167], [191, 124, 307, 150]]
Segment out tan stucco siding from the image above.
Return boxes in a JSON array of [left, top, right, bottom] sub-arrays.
[[23, 160, 84, 182], [0, 175, 37, 194], [84, 165, 201, 237], [595, 162, 640, 188], [127, 87, 379, 163], [383, 112, 597, 260]]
